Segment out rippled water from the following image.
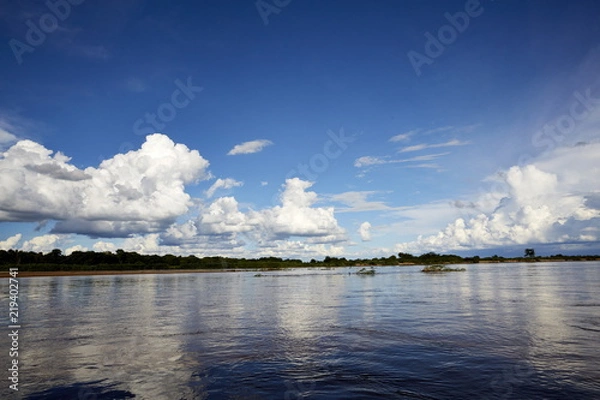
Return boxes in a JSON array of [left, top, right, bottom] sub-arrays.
[[1, 262, 599, 399]]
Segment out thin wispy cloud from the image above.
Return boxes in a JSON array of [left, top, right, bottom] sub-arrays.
[[389, 129, 418, 142], [403, 153, 450, 162], [398, 139, 470, 153], [328, 191, 391, 212], [227, 139, 273, 155], [354, 152, 450, 168], [404, 163, 440, 169], [0, 128, 17, 145], [421, 126, 455, 135], [354, 156, 388, 167]]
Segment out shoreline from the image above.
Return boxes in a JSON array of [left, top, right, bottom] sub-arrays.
[[1, 268, 245, 278], [2, 259, 599, 278]]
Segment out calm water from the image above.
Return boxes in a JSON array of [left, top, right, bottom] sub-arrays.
[[1, 262, 600, 399]]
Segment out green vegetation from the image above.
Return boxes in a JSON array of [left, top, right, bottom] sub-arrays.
[[0, 248, 599, 273], [524, 248, 536, 258], [421, 264, 466, 273]]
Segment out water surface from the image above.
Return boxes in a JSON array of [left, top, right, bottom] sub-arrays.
[[1, 262, 599, 399]]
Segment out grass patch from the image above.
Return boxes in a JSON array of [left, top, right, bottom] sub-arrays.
[[421, 264, 466, 273]]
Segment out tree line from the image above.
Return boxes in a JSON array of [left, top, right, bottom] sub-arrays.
[[1, 248, 599, 272]]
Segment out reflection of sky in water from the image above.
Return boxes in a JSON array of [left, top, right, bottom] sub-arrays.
[[1, 263, 598, 399]]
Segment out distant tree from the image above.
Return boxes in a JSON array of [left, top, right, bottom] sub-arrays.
[[397, 252, 416, 263], [46, 248, 63, 263], [524, 248, 535, 258]]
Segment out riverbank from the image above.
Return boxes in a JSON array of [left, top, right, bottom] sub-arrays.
[[3, 258, 599, 278], [0, 268, 245, 278]]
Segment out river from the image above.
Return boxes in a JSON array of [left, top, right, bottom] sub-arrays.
[[1, 262, 599, 399]]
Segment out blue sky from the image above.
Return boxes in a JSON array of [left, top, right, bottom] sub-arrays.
[[1, 0, 599, 259]]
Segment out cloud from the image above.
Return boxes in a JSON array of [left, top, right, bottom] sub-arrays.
[[389, 126, 458, 143], [0, 234, 22, 250], [122, 234, 162, 254], [197, 196, 255, 235], [160, 178, 347, 256], [422, 126, 455, 135], [205, 178, 243, 198], [126, 232, 344, 260], [241, 240, 345, 259], [0, 128, 17, 145], [395, 143, 600, 254], [328, 191, 391, 212], [398, 139, 470, 153], [389, 130, 417, 142], [354, 156, 389, 168], [452, 200, 478, 209], [354, 153, 449, 168], [227, 139, 273, 155], [0, 134, 210, 237], [388, 125, 477, 145], [0, 113, 34, 147], [25, 162, 91, 181], [65, 245, 88, 255], [358, 222, 372, 241], [405, 163, 441, 169], [259, 179, 345, 240], [21, 234, 63, 253], [93, 241, 117, 253]]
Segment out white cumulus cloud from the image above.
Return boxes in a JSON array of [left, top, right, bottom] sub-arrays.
[[395, 143, 600, 254], [0, 134, 210, 237], [65, 245, 88, 255], [92, 241, 117, 253], [0, 234, 22, 250], [160, 178, 347, 256], [259, 178, 345, 240], [21, 234, 63, 253], [358, 222, 372, 241]]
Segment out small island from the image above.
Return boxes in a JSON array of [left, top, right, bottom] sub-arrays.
[[355, 267, 376, 275], [421, 264, 466, 273]]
